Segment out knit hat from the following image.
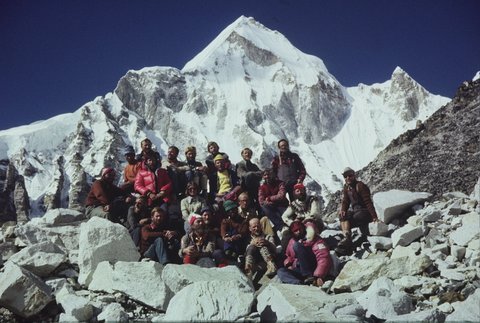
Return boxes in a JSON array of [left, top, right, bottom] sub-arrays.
[[189, 214, 201, 226], [293, 183, 305, 191], [213, 154, 224, 161], [124, 146, 135, 156], [101, 167, 115, 178], [289, 221, 305, 233], [342, 167, 355, 176], [200, 206, 212, 214], [223, 200, 238, 212]]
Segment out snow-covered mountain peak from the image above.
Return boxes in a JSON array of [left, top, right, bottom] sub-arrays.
[[473, 71, 480, 81], [182, 16, 333, 87]]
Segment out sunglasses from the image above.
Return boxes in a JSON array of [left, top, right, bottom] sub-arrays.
[[343, 174, 354, 179]]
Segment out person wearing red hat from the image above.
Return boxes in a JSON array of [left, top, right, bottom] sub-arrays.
[[179, 215, 224, 267], [277, 220, 331, 287], [85, 167, 131, 222]]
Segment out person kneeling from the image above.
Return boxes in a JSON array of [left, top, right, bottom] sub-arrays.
[[180, 215, 225, 268], [140, 207, 181, 265], [277, 221, 331, 287]]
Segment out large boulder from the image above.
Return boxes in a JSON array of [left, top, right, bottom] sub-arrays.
[[449, 211, 480, 246], [14, 220, 81, 255], [77, 217, 140, 286], [7, 241, 68, 277], [386, 308, 445, 322], [161, 264, 253, 294], [163, 280, 255, 321], [357, 277, 413, 320], [41, 208, 85, 225], [446, 288, 480, 322], [391, 224, 424, 247], [332, 255, 431, 292], [56, 293, 94, 322], [0, 262, 52, 318], [373, 190, 432, 223], [89, 260, 172, 310], [257, 283, 363, 322]]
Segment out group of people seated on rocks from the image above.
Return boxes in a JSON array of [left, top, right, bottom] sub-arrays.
[[85, 138, 379, 287]]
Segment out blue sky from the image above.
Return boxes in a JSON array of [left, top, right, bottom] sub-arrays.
[[1, 0, 479, 130]]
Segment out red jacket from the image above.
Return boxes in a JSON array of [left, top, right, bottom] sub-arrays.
[[258, 180, 289, 207], [284, 237, 332, 279], [134, 168, 172, 204]]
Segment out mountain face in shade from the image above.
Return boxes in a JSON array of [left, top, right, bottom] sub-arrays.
[[0, 16, 449, 220]]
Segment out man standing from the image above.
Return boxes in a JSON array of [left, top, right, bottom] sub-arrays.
[[136, 138, 161, 168], [336, 167, 379, 256], [162, 145, 188, 200], [271, 139, 306, 200], [236, 148, 262, 208], [85, 167, 130, 222]]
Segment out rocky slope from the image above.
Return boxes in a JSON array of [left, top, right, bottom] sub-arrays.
[[0, 187, 478, 321], [359, 78, 480, 199]]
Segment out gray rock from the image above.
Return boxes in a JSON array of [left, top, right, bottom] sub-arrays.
[[373, 190, 432, 224], [357, 277, 413, 320], [369, 221, 389, 236], [451, 245, 466, 261], [77, 217, 140, 286], [440, 269, 466, 281], [449, 211, 480, 246], [0, 262, 52, 318], [367, 236, 393, 250], [446, 288, 480, 322], [97, 303, 129, 322], [7, 241, 67, 277], [391, 224, 424, 247], [56, 293, 94, 322], [42, 208, 85, 225], [386, 308, 445, 322], [161, 264, 253, 294], [163, 280, 255, 321], [332, 255, 431, 292], [257, 283, 363, 322], [446, 200, 463, 215], [417, 204, 442, 222], [89, 261, 172, 310]]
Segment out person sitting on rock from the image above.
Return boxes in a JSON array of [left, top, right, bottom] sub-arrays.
[[126, 195, 150, 247], [85, 167, 131, 223], [162, 145, 188, 200], [236, 148, 262, 209], [121, 145, 141, 194], [136, 138, 161, 169], [220, 200, 249, 261], [184, 146, 208, 197], [140, 206, 181, 264], [201, 206, 221, 238], [180, 214, 225, 267], [258, 168, 289, 236], [336, 167, 379, 256], [181, 181, 207, 232], [244, 218, 277, 279], [277, 221, 331, 287], [210, 154, 241, 204], [281, 183, 324, 249], [238, 192, 275, 237], [134, 154, 172, 209], [271, 139, 306, 200]]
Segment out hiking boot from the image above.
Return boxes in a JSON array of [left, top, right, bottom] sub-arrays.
[[265, 261, 277, 278], [335, 234, 353, 256], [303, 276, 316, 285]]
